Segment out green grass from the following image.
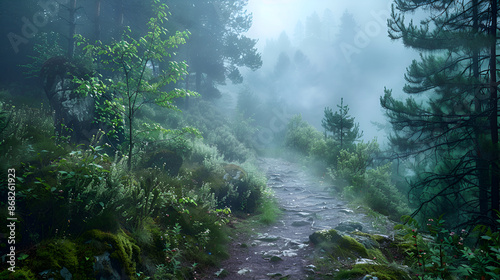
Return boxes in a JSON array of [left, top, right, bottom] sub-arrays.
[[256, 189, 281, 225]]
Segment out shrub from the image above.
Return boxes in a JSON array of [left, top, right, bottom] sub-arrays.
[[207, 125, 251, 162], [331, 140, 410, 220], [189, 138, 222, 165], [284, 115, 323, 155], [398, 215, 500, 280]]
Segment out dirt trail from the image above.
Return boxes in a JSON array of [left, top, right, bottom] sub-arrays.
[[201, 157, 379, 280]]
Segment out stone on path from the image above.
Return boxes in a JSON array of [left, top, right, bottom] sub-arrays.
[[335, 221, 363, 232], [291, 220, 310, 227], [257, 233, 280, 242], [237, 268, 251, 275]]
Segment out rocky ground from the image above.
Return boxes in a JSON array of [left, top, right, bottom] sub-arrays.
[[200, 158, 396, 280]]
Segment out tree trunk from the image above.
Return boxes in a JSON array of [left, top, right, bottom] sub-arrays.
[[473, 0, 490, 220], [67, 0, 77, 58], [95, 0, 101, 42], [489, 0, 499, 219], [127, 114, 133, 171], [116, 0, 124, 34]]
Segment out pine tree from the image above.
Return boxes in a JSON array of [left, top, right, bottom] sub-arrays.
[[381, 0, 498, 226], [322, 98, 362, 149]]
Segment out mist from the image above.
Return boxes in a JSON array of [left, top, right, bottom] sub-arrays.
[[218, 0, 419, 145]]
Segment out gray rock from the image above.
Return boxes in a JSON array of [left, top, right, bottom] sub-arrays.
[[94, 251, 121, 280], [60, 267, 72, 280], [262, 250, 281, 258], [335, 221, 363, 232], [257, 234, 280, 242], [291, 220, 310, 227], [215, 268, 229, 277], [304, 264, 316, 274], [237, 268, 251, 275]]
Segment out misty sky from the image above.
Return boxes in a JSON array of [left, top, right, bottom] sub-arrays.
[[233, 0, 420, 145], [246, 0, 392, 45]]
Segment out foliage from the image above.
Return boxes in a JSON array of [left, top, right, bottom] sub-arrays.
[[73, 0, 198, 170], [0, 100, 58, 170], [383, 0, 500, 227], [168, 0, 262, 96], [19, 32, 65, 78], [397, 215, 500, 280], [331, 140, 410, 220], [333, 140, 379, 188], [285, 114, 323, 155], [322, 98, 362, 149], [206, 125, 251, 162], [256, 188, 281, 225], [183, 100, 255, 162]]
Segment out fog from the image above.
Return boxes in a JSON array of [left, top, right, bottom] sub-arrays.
[[219, 0, 420, 145]]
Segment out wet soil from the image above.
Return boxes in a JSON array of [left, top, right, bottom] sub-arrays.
[[200, 158, 382, 280]]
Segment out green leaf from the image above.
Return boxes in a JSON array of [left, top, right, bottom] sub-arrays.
[[17, 253, 29, 260]]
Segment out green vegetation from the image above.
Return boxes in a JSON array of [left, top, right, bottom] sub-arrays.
[[322, 98, 362, 150], [284, 108, 410, 221], [396, 215, 500, 280], [0, 2, 267, 275], [73, 0, 198, 170], [256, 188, 282, 225]]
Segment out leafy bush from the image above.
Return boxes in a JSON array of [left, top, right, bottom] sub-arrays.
[[207, 126, 252, 162], [364, 164, 411, 219], [189, 138, 222, 165], [284, 115, 323, 155], [331, 140, 410, 220], [398, 216, 500, 280]]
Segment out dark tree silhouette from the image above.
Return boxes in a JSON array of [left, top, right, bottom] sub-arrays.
[[382, 0, 499, 227]]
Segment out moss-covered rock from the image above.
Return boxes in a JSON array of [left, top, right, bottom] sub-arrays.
[[83, 228, 141, 279], [310, 229, 342, 244], [31, 239, 79, 273], [350, 263, 411, 280], [309, 229, 368, 258], [223, 164, 247, 182]]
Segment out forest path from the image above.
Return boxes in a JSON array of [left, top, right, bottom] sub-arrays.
[[201, 157, 379, 280]]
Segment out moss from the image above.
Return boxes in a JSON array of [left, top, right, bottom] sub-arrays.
[[83, 228, 141, 279], [334, 268, 365, 280], [0, 267, 36, 280], [350, 264, 411, 280], [367, 248, 387, 263], [310, 229, 342, 244], [31, 239, 78, 272], [338, 235, 369, 258], [310, 229, 368, 258]]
